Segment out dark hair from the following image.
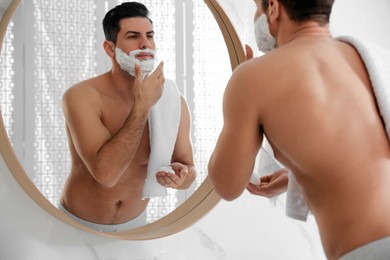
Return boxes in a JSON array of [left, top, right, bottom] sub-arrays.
[[262, 0, 335, 25], [102, 2, 153, 43]]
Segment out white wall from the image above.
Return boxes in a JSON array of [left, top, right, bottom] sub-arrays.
[[331, 0, 390, 49]]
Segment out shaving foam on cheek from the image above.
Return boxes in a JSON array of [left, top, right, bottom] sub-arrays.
[[115, 48, 156, 78]]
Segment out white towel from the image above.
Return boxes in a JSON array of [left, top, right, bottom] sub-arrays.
[[338, 36, 390, 140], [285, 171, 310, 221], [251, 138, 310, 221], [142, 79, 181, 198], [253, 36, 390, 221], [250, 138, 282, 185]]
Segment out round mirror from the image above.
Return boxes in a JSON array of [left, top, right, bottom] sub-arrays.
[[0, 0, 244, 239]]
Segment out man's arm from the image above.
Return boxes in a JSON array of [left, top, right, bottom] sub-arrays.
[[156, 96, 196, 189], [63, 63, 165, 188], [208, 65, 263, 201]]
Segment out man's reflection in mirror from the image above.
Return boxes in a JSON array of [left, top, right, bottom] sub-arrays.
[[58, 2, 196, 232]]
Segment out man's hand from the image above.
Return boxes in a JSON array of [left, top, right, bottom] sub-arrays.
[[247, 168, 289, 198], [133, 62, 165, 112], [245, 44, 254, 61], [156, 162, 189, 189]]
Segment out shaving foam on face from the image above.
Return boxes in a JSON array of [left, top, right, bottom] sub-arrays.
[[115, 48, 156, 78]]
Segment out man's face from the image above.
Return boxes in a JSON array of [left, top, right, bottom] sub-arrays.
[[115, 17, 156, 60]]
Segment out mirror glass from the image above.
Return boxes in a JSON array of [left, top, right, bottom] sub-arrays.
[[0, 0, 232, 225]]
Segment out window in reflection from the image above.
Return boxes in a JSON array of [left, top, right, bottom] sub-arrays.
[[0, 0, 230, 222], [0, 20, 15, 145]]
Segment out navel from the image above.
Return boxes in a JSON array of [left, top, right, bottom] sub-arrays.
[[110, 200, 122, 224]]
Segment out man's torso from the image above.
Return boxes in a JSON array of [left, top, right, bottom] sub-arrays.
[[251, 37, 390, 259], [61, 73, 150, 225]]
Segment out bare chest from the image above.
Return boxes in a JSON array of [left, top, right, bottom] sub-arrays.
[[100, 100, 151, 165]]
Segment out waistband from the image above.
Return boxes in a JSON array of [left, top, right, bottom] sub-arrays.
[[58, 203, 147, 233], [339, 236, 390, 260]]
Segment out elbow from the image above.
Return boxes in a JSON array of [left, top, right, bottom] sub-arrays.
[[81, 154, 121, 188], [208, 165, 242, 201], [96, 176, 117, 189], [213, 185, 242, 201], [99, 179, 117, 189], [90, 168, 118, 189]]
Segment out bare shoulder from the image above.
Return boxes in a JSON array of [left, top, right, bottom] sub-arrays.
[[62, 75, 107, 115], [232, 46, 299, 83], [226, 49, 292, 103], [63, 74, 106, 99], [231, 39, 339, 92]]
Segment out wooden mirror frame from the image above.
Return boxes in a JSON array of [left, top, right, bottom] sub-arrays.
[[0, 0, 245, 240]]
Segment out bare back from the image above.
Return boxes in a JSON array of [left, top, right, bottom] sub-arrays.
[[209, 36, 390, 259], [61, 73, 150, 225], [257, 37, 390, 258]]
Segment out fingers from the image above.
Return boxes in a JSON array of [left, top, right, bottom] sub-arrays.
[[156, 173, 169, 187], [153, 61, 165, 81], [133, 61, 165, 108], [246, 183, 273, 198], [173, 164, 189, 180], [260, 174, 272, 183], [155, 61, 164, 73], [170, 162, 187, 171], [156, 165, 187, 188], [134, 63, 142, 81], [156, 171, 182, 188], [247, 183, 264, 196], [178, 169, 187, 179], [247, 172, 288, 198], [135, 61, 164, 83], [142, 61, 164, 88], [245, 44, 254, 61]]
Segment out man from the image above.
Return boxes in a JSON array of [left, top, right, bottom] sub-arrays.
[[208, 0, 390, 259], [59, 2, 196, 232]]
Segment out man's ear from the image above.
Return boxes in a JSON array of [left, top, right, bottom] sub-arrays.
[[268, 0, 280, 24], [103, 40, 115, 57]]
